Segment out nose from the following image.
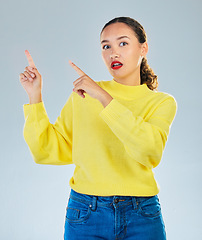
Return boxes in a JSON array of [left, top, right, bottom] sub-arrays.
[[110, 48, 120, 59]]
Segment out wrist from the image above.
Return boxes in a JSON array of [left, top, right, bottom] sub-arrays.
[[98, 90, 113, 108], [29, 93, 42, 104]]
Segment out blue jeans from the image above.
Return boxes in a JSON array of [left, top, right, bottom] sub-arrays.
[[64, 189, 166, 240]]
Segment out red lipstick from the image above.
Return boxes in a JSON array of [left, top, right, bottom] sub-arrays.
[[111, 61, 123, 70]]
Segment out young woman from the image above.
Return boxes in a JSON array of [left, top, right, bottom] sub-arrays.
[[19, 17, 177, 240]]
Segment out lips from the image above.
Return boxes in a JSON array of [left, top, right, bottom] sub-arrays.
[[111, 61, 123, 70]]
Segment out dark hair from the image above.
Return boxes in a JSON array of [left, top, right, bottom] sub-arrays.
[[101, 17, 158, 91]]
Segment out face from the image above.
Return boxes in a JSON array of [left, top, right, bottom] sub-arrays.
[[100, 22, 148, 85]]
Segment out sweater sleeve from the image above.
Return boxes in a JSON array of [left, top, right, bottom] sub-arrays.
[[99, 96, 177, 169], [23, 92, 73, 165]]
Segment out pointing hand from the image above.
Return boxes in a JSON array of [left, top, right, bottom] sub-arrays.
[[19, 50, 42, 103], [69, 60, 106, 100]]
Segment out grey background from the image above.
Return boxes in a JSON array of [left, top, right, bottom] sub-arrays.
[[0, 0, 201, 239]]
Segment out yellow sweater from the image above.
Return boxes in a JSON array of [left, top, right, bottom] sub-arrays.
[[23, 80, 177, 196]]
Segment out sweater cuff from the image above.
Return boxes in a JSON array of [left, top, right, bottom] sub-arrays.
[[23, 102, 48, 122], [99, 98, 129, 125]]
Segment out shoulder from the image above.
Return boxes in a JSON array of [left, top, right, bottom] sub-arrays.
[[148, 90, 178, 118], [150, 88, 177, 106]]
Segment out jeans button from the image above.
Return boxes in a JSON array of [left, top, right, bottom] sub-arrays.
[[114, 198, 119, 203]]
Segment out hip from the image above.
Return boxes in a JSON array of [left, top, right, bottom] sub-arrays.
[[64, 188, 166, 240]]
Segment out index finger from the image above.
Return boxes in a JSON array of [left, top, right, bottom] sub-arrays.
[[25, 50, 36, 68], [69, 60, 86, 77]]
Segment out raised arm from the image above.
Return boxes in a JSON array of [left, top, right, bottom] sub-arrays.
[[20, 50, 73, 165]]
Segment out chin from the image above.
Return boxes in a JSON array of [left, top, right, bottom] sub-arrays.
[[111, 72, 126, 80]]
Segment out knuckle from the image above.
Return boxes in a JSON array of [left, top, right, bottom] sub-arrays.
[[82, 75, 87, 80], [34, 68, 39, 74]]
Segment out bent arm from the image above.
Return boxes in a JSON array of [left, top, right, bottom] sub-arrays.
[[23, 93, 73, 165], [99, 96, 177, 169]]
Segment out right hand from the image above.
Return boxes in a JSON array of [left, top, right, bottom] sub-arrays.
[[19, 50, 42, 104]]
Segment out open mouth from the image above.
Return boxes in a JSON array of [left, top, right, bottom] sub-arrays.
[[111, 61, 123, 70]]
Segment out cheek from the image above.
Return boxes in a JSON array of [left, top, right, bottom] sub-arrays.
[[127, 49, 142, 65], [102, 52, 109, 65]]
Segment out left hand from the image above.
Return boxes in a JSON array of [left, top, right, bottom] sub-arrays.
[[69, 60, 107, 100]]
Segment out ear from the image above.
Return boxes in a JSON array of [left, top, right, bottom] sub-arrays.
[[141, 42, 148, 57]]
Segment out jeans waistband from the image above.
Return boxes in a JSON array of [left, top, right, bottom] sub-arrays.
[[69, 189, 156, 211]]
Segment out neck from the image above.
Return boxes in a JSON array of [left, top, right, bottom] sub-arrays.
[[113, 66, 141, 86], [100, 79, 150, 100]]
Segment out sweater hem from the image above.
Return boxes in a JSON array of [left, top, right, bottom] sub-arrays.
[[69, 182, 160, 197]]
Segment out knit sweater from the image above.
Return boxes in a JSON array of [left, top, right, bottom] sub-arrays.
[[23, 79, 177, 196]]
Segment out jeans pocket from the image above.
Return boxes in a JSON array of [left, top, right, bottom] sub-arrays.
[[137, 195, 161, 218], [66, 197, 91, 223]]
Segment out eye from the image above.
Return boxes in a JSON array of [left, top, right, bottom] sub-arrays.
[[120, 42, 128, 47], [103, 45, 110, 50]]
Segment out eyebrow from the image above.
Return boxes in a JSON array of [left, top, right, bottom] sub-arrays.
[[101, 36, 130, 44]]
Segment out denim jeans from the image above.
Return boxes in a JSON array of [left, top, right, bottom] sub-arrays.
[[64, 189, 166, 240]]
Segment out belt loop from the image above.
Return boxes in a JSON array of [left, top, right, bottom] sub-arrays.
[[132, 196, 138, 210], [90, 196, 97, 211]]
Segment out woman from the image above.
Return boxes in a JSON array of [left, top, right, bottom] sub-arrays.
[[19, 17, 177, 240]]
